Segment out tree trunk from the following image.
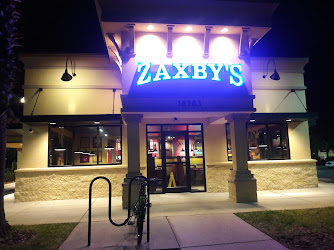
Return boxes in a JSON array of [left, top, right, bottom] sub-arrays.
[[0, 111, 10, 237]]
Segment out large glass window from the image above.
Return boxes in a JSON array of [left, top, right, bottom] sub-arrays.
[[226, 123, 290, 161], [49, 125, 122, 167]]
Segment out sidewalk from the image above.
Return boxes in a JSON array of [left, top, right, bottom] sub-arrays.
[[4, 182, 15, 196], [4, 182, 334, 249], [60, 214, 288, 250]]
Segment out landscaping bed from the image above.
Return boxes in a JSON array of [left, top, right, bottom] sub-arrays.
[[0, 223, 77, 249], [236, 207, 334, 250]]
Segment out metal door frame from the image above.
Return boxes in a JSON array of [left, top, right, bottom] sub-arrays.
[[161, 130, 191, 193]]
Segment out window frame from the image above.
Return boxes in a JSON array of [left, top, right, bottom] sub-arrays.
[[48, 124, 122, 167], [226, 122, 290, 161]]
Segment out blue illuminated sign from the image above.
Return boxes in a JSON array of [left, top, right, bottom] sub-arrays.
[[137, 62, 244, 86]]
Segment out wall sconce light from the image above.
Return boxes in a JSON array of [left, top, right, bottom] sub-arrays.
[[61, 57, 76, 81], [263, 59, 280, 80]]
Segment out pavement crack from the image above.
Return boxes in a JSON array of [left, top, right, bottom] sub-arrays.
[[166, 216, 181, 249]]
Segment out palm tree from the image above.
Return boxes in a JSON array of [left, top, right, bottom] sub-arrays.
[[0, 0, 23, 237]]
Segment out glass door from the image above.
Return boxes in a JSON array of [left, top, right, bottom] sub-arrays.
[[146, 124, 206, 194], [188, 131, 206, 192], [162, 131, 190, 193]]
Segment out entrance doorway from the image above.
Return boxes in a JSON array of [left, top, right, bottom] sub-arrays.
[[146, 124, 206, 194]]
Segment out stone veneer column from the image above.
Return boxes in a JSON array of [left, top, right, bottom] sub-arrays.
[[226, 114, 257, 203], [122, 114, 143, 209]]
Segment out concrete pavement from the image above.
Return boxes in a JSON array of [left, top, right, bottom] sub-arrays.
[[60, 214, 288, 250], [4, 182, 334, 249], [4, 182, 15, 196]]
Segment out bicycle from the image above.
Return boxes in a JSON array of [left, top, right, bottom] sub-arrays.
[[128, 177, 161, 244]]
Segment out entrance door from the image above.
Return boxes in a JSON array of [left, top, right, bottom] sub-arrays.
[[146, 124, 206, 194], [162, 131, 190, 193]]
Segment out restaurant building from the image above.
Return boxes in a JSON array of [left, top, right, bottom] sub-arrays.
[[15, 0, 318, 204]]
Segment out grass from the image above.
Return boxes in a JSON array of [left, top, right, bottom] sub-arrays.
[[236, 207, 334, 250], [0, 223, 77, 250]]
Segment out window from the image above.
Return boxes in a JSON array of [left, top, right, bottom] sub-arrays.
[[49, 125, 122, 167], [226, 123, 290, 161], [226, 124, 232, 161]]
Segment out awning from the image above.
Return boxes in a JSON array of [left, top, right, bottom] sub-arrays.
[[22, 114, 123, 126], [249, 112, 318, 123]]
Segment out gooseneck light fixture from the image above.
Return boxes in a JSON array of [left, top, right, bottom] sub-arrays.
[[61, 57, 76, 81], [263, 59, 280, 81]]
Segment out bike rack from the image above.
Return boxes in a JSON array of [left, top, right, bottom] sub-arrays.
[[88, 175, 150, 246], [128, 175, 151, 243]]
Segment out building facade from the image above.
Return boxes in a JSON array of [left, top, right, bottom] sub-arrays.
[[14, 0, 318, 203]]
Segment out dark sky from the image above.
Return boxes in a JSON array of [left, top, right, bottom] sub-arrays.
[[22, 0, 332, 123]]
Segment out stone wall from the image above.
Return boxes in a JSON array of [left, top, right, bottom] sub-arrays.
[[206, 160, 318, 192], [15, 160, 318, 202], [249, 160, 318, 190], [206, 163, 231, 192], [15, 166, 145, 202]]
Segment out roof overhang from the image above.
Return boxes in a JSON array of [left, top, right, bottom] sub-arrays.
[[249, 112, 318, 123], [22, 114, 123, 126], [96, 0, 279, 27]]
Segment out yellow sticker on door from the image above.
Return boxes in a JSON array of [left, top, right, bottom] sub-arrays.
[[168, 172, 176, 187]]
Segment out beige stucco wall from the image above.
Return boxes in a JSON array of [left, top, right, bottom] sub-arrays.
[[20, 124, 48, 169], [207, 160, 318, 193], [251, 58, 308, 113], [288, 121, 311, 160], [21, 54, 123, 116], [15, 166, 146, 202], [17, 148, 22, 169]]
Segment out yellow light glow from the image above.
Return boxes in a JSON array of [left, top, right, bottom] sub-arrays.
[[221, 28, 229, 33], [185, 26, 192, 32], [210, 36, 237, 63], [136, 34, 166, 63], [147, 25, 154, 31], [173, 36, 203, 63]]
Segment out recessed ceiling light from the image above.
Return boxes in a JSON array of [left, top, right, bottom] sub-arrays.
[[147, 25, 154, 31], [250, 119, 255, 122], [286, 119, 292, 122], [94, 121, 100, 124], [185, 26, 192, 32], [221, 28, 229, 33], [50, 122, 56, 125]]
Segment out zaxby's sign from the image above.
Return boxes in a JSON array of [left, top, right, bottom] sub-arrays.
[[136, 62, 244, 87]]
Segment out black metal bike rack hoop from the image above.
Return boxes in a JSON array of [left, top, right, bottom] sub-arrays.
[[88, 175, 150, 246]]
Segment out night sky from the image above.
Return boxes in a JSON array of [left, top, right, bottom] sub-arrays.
[[22, 0, 332, 124]]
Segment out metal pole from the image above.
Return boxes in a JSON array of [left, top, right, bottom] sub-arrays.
[[88, 182, 92, 246], [147, 178, 150, 242]]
